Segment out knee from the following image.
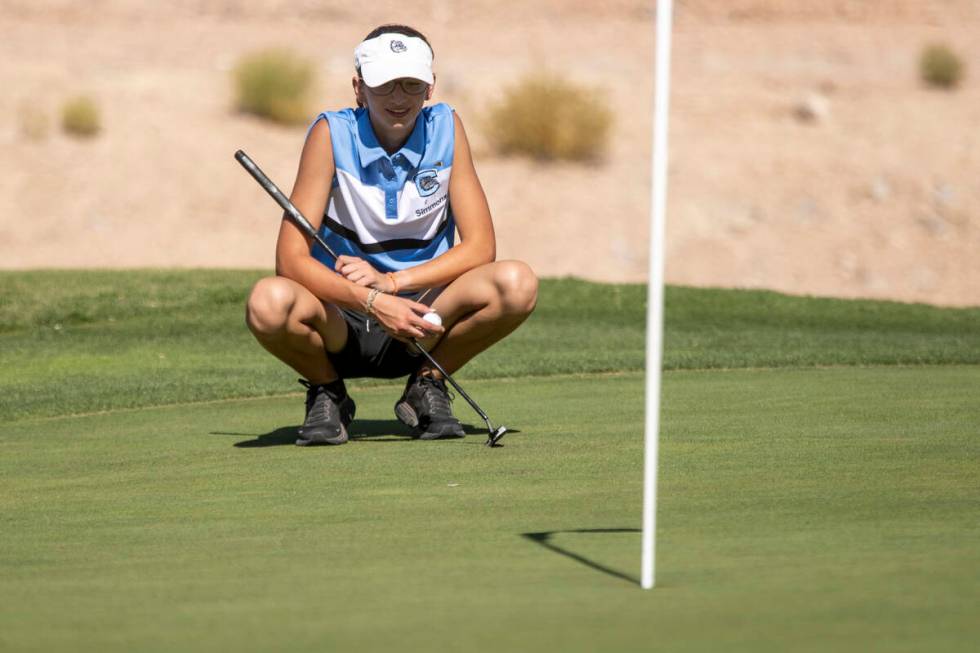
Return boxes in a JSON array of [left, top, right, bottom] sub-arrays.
[[245, 277, 296, 336], [493, 261, 538, 316]]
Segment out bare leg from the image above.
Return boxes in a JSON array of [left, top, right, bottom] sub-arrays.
[[419, 260, 538, 376], [245, 276, 349, 383]]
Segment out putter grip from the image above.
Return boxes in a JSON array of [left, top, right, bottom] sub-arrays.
[[234, 149, 317, 239]]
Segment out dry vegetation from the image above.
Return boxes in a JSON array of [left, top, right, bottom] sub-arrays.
[[233, 49, 316, 126], [919, 43, 965, 88], [60, 95, 100, 137], [485, 74, 612, 162]]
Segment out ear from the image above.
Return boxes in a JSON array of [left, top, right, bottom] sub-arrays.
[[426, 74, 437, 101], [352, 75, 365, 108]]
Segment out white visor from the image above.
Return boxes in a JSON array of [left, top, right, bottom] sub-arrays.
[[354, 33, 434, 88]]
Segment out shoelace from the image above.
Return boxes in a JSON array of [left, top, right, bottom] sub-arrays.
[[299, 379, 339, 421], [417, 375, 455, 418]]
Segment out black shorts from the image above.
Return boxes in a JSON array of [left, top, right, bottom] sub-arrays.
[[326, 287, 444, 380]]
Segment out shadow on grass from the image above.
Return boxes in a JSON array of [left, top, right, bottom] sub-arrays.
[[211, 421, 517, 447], [209, 427, 297, 447], [522, 528, 641, 586]]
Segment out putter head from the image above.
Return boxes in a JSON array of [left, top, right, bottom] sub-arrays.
[[485, 426, 508, 447]]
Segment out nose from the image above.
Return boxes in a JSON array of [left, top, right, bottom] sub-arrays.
[[390, 83, 410, 100]]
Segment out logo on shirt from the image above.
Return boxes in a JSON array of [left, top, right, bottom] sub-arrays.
[[390, 40, 407, 53], [414, 169, 440, 197]]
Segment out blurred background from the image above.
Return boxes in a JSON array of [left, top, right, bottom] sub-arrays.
[[1, 0, 977, 306]]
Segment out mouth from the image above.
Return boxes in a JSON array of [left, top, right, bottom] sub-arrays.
[[386, 107, 411, 119]]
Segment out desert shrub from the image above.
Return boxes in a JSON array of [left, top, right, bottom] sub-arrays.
[[234, 49, 315, 125], [920, 43, 965, 89], [486, 73, 612, 162], [61, 96, 100, 137]]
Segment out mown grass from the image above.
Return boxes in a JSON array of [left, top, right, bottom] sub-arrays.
[[1, 270, 977, 651], [1, 270, 978, 422], [1, 367, 977, 652]]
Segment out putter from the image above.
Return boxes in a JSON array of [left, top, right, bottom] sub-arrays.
[[235, 149, 508, 447]]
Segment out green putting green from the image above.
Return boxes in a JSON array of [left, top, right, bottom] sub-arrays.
[[2, 271, 979, 422], [2, 366, 977, 652]]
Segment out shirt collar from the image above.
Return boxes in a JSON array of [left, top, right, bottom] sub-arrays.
[[355, 108, 425, 169]]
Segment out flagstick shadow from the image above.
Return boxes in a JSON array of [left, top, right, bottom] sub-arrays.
[[521, 528, 641, 586]]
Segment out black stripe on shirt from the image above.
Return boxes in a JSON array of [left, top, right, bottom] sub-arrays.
[[320, 213, 452, 253]]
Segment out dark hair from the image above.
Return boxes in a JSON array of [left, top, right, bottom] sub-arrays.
[[356, 24, 434, 75]]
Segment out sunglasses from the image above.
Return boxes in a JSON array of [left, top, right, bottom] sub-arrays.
[[362, 78, 429, 96]]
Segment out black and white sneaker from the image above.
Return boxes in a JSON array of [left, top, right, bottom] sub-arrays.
[[394, 372, 466, 440], [296, 379, 356, 446]]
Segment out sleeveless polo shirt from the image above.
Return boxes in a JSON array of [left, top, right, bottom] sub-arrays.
[[311, 103, 456, 273]]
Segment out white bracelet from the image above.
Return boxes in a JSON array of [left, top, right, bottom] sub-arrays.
[[365, 288, 383, 315]]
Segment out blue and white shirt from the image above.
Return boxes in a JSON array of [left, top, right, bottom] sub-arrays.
[[311, 102, 456, 273]]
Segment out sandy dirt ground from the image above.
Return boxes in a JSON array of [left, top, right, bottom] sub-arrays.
[[2, 1, 978, 306]]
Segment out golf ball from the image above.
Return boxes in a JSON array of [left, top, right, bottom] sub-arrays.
[[423, 311, 442, 327]]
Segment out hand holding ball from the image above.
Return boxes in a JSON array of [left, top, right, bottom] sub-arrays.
[[423, 311, 442, 327]]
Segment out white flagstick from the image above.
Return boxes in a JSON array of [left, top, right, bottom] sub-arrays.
[[642, 0, 674, 590]]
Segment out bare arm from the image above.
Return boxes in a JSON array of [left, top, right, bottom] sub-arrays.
[[386, 112, 496, 292]]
